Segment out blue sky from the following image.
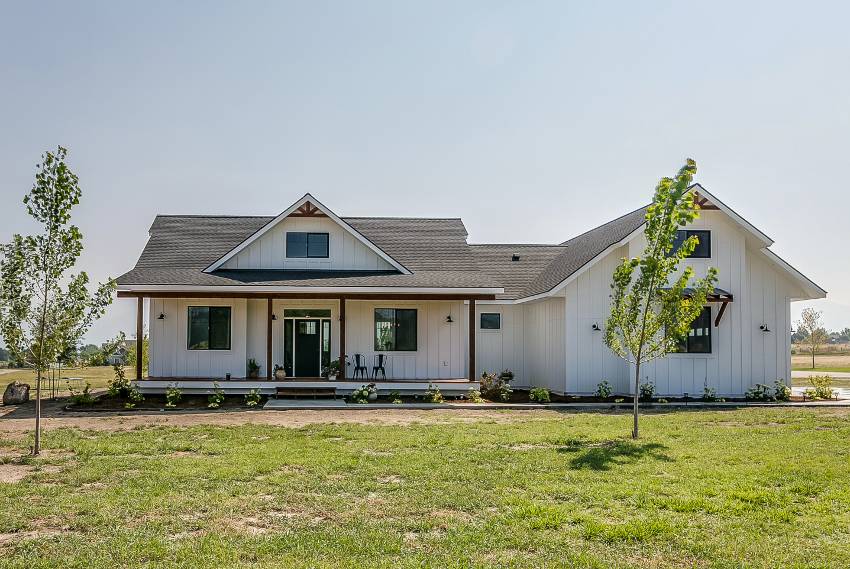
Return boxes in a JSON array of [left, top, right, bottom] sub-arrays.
[[1, 1, 847, 343]]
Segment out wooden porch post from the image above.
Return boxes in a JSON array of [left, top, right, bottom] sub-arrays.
[[468, 298, 476, 380], [136, 296, 144, 380], [266, 298, 273, 380], [339, 296, 346, 379]]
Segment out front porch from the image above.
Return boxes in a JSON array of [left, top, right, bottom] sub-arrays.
[[120, 290, 493, 388]]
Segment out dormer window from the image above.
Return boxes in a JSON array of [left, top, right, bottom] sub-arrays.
[[286, 232, 329, 258]]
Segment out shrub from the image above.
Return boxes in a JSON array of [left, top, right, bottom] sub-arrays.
[[165, 383, 182, 407], [529, 387, 551, 403], [773, 380, 791, 402], [423, 383, 444, 403], [702, 385, 719, 402], [639, 381, 655, 401], [466, 388, 484, 403], [207, 381, 225, 408], [68, 381, 96, 406], [388, 390, 401, 401], [595, 381, 613, 399], [244, 389, 262, 407], [108, 364, 131, 398], [350, 384, 376, 404], [804, 375, 834, 400], [480, 371, 512, 402], [745, 383, 774, 402], [657, 398, 669, 404]]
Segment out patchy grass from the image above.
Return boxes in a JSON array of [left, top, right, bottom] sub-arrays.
[[0, 408, 848, 567], [0, 366, 121, 398]]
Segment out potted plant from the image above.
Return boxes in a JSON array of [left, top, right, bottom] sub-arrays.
[[273, 364, 286, 380], [247, 358, 261, 379], [322, 360, 341, 381]]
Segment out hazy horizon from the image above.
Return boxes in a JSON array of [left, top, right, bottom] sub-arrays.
[[1, 1, 847, 344]]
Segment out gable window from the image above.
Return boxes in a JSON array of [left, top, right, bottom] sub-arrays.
[[671, 230, 711, 258], [480, 313, 501, 330], [374, 308, 417, 351], [187, 306, 231, 350], [286, 232, 329, 258], [674, 307, 712, 354]]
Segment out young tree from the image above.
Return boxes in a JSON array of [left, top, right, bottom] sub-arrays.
[[796, 307, 827, 369], [0, 147, 114, 455], [605, 159, 718, 439]]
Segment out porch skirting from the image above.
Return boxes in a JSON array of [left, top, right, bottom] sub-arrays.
[[132, 378, 479, 396]]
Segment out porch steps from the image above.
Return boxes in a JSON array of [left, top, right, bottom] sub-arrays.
[[276, 386, 338, 399]]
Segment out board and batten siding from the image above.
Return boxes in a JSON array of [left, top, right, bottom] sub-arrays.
[[343, 300, 467, 380], [149, 298, 469, 379], [520, 297, 566, 393], [220, 216, 395, 271], [475, 304, 526, 385], [148, 297, 248, 378]]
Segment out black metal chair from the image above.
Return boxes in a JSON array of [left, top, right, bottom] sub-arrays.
[[352, 354, 369, 379], [372, 354, 388, 380]]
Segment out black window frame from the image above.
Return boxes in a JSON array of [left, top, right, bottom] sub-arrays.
[[374, 308, 418, 351], [674, 306, 712, 354], [480, 313, 501, 330], [672, 230, 711, 259], [286, 232, 330, 258], [187, 306, 232, 351]]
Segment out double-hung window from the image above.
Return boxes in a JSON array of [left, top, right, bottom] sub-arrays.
[[187, 306, 232, 350], [286, 232, 329, 258], [374, 309, 417, 351]]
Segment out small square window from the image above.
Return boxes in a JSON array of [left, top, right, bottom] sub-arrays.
[[480, 313, 501, 330]]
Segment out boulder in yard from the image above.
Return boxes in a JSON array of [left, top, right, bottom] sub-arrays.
[[2, 382, 30, 405]]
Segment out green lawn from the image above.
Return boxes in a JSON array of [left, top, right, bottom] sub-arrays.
[[1, 408, 849, 567]]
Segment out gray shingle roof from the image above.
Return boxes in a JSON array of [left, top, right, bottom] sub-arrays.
[[117, 206, 650, 298]]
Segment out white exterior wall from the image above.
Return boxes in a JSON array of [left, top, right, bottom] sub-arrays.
[[148, 297, 248, 378], [149, 297, 467, 380], [221, 216, 395, 271], [344, 300, 466, 379], [563, 245, 630, 394], [475, 304, 526, 385], [540, 210, 804, 396], [520, 297, 566, 393]]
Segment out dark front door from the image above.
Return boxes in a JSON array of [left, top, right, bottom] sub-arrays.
[[294, 319, 321, 377]]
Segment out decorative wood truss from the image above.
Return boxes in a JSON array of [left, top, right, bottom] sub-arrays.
[[670, 287, 734, 327], [288, 201, 327, 217], [692, 191, 720, 210]]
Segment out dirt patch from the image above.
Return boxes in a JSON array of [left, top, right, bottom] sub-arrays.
[[0, 464, 36, 483], [377, 474, 403, 484], [0, 401, 555, 435]]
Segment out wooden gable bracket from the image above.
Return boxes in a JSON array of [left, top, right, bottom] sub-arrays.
[[288, 201, 328, 217], [714, 300, 730, 327]]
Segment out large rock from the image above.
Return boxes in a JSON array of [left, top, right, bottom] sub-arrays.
[[3, 382, 30, 405]]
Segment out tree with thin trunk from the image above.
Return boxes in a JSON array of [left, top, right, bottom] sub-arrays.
[[796, 307, 827, 369], [604, 159, 718, 439], [0, 147, 114, 455]]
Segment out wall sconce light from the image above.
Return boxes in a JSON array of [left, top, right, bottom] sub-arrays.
[[157, 313, 166, 320], [271, 313, 277, 321], [759, 324, 771, 333], [446, 315, 454, 323], [591, 323, 601, 331]]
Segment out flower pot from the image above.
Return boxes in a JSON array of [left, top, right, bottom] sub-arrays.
[[327, 373, 338, 382], [274, 369, 286, 380], [248, 371, 259, 379], [367, 392, 378, 402]]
